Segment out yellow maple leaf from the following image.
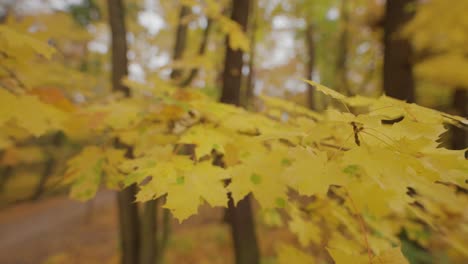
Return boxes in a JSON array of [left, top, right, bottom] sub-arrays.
[[218, 16, 250, 52], [276, 243, 316, 264], [327, 248, 369, 264], [284, 147, 344, 196], [228, 150, 288, 209], [303, 79, 346, 100], [65, 146, 104, 201], [329, 246, 409, 264], [0, 25, 55, 59], [373, 247, 410, 264], [163, 161, 230, 222], [122, 153, 230, 222], [288, 204, 321, 247], [179, 124, 233, 158], [0, 89, 68, 136]]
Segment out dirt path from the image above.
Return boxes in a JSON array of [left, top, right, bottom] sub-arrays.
[[0, 191, 118, 264], [0, 191, 288, 264]]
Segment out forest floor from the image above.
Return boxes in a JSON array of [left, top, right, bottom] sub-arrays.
[[0, 191, 291, 264]]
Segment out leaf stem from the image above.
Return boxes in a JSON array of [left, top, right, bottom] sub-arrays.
[[343, 187, 373, 263]]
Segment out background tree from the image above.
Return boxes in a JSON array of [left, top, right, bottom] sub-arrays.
[[220, 1, 260, 264], [383, 0, 416, 102], [403, 0, 468, 150], [108, 1, 140, 264], [1, 1, 468, 264]]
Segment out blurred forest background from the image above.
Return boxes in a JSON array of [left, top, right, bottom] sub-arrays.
[[0, 0, 467, 264]]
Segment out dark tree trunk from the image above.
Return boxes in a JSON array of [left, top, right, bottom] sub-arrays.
[[31, 157, 54, 200], [156, 201, 171, 264], [140, 200, 157, 264], [226, 194, 259, 264], [108, 0, 130, 97], [0, 10, 8, 23], [383, 0, 416, 102], [305, 22, 316, 109], [244, 0, 257, 108], [336, 0, 350, 96], [170, 5, 191, 81], [180, 18, 213, 87], [31, 132, 63, 200], [452, 88, 467, 150], [220, 0, 251, 105], [117, 185, 140, 264], [221, 1, 260, 264], [108, 1, 140, 264], [0, 166, 12, 194]]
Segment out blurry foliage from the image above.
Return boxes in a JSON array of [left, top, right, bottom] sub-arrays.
[[0, 1, 467, 264], [404, 0, 468, 90]]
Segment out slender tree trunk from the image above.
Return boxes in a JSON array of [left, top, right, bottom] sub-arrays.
[[140, 200, 157, 264], [108, 0, 130, 97], [383, 0, 416, 102], [0, 166, 12, 194], [170, 5, 191, 81], [0, 9, 8, 23], [305, 22, 316, 109], [156, 201, 171, 264], [226, 194, 259, 264], [149, 7, 195, 263], [145, 7, 195, 264], [117, 185, 140, 264], [31, 133, 63, 200], [452, 88, 467, 150], [108, 1, 140, 264], [244, 0, 257, 108], [180, 18, 213, 87], [221, 0, 250, 105], [336, 0, 350, 96], [221, 1, 260, 264], [31, 157, 54, 200]]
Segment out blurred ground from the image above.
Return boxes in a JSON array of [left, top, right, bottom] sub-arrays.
[[0, 192, 292, 264], [0, 190, 118, 264]]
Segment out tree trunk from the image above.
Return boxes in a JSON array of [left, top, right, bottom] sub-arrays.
[[305, 22, 316, 109], [226, 194, 259, 264], [31, 157, 54, 200], [156, 200, 171, 264], [108, 1, 140, 264], [221, 1, 260, 264], [244, 0, 257, 108], [0, 166, 12, 194], [31, 132, 63, 200], [452, 88, 467, 150], [140, 200, 157, 264], [108, 0, 130, 97], [383, 0, 416, 102], [336, 0, 350, 96], [170, 5, 191, 81], [117, 185, 140, 264], [221, 0, 250, 105], [180, 18, 213, 87]]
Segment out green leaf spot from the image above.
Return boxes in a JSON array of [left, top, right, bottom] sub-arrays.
[[93, 158, 104, 175], [275, 197, 286, 208], [146, 160, 157, 167], [212, 144, 220, 150], [343, 164, 359, 175], [281, 158, 292, 166], [176, 176, 185, 185], [138, 126, 147, 134], [241, 152, 251, 158], [250, 173, 262, 185]]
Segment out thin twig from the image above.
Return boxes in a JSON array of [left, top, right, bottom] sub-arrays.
[[319, 142, 350, 151], [343, 187, 373, 263]]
